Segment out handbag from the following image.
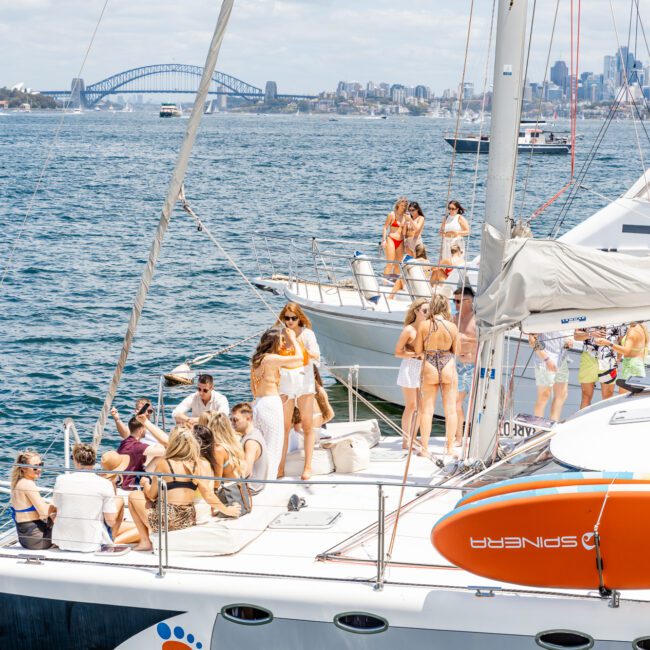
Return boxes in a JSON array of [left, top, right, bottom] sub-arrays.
[[216, 480, 253, 517]]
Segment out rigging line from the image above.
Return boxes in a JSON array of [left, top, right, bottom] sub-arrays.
[[180, 195, 280, 321], [92, 0, 236, 450], [519, 0, 561, 222], [464, 0, 497, 263], [531, 0, 582, 223], [439, 0, 475, 264], [610, 0, 647, 180], [187, 328, 267, 367], [0, 0, 111, 291], [548, 84, 627, 237]]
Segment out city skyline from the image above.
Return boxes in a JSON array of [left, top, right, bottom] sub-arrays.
[[0, 0, 643, 96]]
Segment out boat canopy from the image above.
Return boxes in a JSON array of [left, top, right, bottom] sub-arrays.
[[475, 225, 650, 334]]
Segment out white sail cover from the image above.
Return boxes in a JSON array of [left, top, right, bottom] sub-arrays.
[[475, 225, 650, 333]]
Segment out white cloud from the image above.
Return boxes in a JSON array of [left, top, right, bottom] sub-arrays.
[[0, 0, 642, 95]]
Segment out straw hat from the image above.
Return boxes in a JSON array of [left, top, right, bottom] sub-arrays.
[[101, 450, 130, 481]]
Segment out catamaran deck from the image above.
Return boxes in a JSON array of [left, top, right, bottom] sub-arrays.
[[1, 434, 645, 605]]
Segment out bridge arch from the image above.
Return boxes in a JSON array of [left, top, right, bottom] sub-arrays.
[[82, 64, 263, 107]]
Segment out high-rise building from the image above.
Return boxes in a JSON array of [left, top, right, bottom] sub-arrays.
[[414, 85, 429, 101], [550, 60, 568, 96]]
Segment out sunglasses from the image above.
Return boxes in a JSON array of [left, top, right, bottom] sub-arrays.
[[284, 316, 299, 322], [197, 387, 211, 394], [29, 462, 44, 469], [453, 299, 462, 304]]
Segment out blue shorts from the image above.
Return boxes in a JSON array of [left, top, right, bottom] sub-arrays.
[[456, 361, 475, 394]]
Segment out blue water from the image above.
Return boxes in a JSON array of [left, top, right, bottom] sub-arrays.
[[1, 111, 648, 470]]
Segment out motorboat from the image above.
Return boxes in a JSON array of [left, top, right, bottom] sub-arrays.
[[159, 102, 182, 118], [445, 125, 571, 154]]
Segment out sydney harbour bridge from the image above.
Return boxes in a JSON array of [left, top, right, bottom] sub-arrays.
[[40, 63, 316, 107]]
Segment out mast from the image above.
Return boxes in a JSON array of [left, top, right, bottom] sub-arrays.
[[92, 0, 235, 448], [469, 0, 528, 459]]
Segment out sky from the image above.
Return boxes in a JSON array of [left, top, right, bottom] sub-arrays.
[[0, 0, 646, 96]]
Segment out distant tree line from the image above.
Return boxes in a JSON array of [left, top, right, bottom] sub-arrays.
[[0, 87, 59, 109]]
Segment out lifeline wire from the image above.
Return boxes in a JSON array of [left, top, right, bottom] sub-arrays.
[[0, 0, 111, 290]]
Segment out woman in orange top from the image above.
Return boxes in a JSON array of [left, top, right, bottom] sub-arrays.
[[277, 302, 321, 480]]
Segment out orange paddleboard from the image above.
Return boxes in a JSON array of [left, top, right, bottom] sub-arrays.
[[432, 483, 650, 589], [456, 471, 650, 508]]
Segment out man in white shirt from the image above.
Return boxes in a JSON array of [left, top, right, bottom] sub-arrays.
[[50, 443, 117, 553], [230, 402, 268, 493], [172, 373, 229, 425]]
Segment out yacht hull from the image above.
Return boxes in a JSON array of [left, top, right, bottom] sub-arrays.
[[0, 566, 644, 649]]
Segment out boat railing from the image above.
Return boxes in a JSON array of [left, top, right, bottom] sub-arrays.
[[0, 459, 467, 588], [0, 425, 557, 589], [251, 232, 477, 312]]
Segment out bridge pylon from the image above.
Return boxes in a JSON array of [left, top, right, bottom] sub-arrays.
[[70, 78, 86, 108]]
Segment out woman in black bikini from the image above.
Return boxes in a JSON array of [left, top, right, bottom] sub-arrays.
[[129, 427, 241, 552], [414, 294, 460, 458]]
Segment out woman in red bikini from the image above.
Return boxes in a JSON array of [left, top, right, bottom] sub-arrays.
[[381, 197, 407, 276]]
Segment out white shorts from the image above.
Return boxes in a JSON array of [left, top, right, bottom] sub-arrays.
[[397, 358, 422, 388], [279, 366, 315, 399]]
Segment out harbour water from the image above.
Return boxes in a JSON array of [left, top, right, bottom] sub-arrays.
[[0, 111, 647, 469]]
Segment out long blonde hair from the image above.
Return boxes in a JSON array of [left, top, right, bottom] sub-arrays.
[[11, 451, 40, 489], [202, 411, 245, 477], [404, 298, 429, 326], [165, 427, 201, 469], [429, 293, 452, 321]]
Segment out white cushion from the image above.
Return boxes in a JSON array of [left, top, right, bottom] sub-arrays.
[[283, 447, 335, 477]]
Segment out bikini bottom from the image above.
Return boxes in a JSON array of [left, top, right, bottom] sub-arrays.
[[425, 350, 454, 376]]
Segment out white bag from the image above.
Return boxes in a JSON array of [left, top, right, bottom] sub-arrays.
[[331, 436, 371, 473], [284, 447, 335, 476]]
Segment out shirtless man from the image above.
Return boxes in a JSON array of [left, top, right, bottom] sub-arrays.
[[453, 286, 478, 447]]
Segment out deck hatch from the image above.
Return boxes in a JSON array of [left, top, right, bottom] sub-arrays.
[[609, 408, 650, 425], [269, 510, 341, 529], [334, 612, 388, 635], [220, 604, 273, 626], [535, 630, 594, 650]]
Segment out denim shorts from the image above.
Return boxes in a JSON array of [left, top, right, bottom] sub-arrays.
[[456, 361, 475, 393]]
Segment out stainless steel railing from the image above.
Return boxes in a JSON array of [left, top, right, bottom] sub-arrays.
[[251, 232, 477, 312]]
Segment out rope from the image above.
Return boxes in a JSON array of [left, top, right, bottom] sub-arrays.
[[186, 328, 266, 367], [92, 0, 236, 450], [0, 0, 111, 290], [527, 0, 580, 221], [439, 0, 475, 263], [179, 192, 280, 321]]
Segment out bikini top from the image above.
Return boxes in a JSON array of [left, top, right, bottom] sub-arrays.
[[9, 504, 37, 523], [164, 460, 198, 491], [424, 317, 455, 352]]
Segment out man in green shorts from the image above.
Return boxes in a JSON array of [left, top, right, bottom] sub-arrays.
[[529, 331, 573, 422], [574, 326, 626, 409]]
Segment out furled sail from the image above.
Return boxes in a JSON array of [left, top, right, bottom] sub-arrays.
[[475, 225, 650, 333]]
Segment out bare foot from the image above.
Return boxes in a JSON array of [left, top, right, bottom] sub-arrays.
[[133, 543, 153, 552], [417, 448, 429, 457], [301, 468, 312, 481], [276, 470, 285, 480]]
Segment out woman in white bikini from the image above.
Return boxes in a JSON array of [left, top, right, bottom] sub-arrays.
[[276, 302, 321, 481], [381, 196, 408, 276], [414, 294, 460, 458], [394, 298, 430, 449], [250, 327, 302, 479], [404, 201, 426, 257], [440, 200, 470, 259]]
